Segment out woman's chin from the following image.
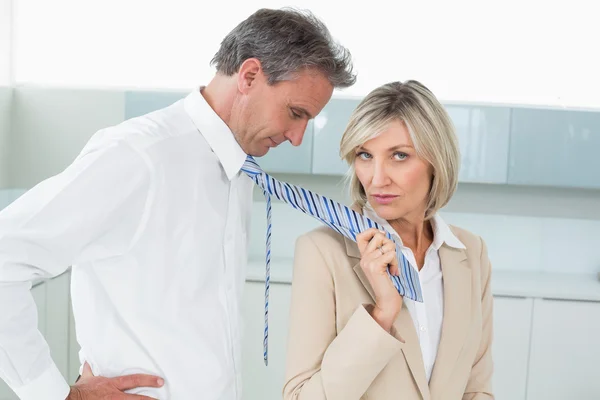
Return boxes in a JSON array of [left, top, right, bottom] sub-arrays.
[[371, 204, 403, 221]]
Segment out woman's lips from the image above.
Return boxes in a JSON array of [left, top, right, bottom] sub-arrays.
[[371, 194, 398, 205]]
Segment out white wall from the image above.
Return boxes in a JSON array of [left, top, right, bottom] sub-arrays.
[[12, 0, 600, 109], [0, 0, 11, 86], [0, 0, 12, 188]]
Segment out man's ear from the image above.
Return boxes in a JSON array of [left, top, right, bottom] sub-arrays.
[[237, 58, 264, 94]]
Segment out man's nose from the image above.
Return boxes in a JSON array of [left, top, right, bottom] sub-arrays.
[[284, 121, 309, 146]]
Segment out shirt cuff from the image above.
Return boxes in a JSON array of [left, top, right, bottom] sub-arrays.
[[12, 363, 71, 400]]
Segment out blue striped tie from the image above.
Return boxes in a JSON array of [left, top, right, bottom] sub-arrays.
[[242, 155, 423, 365]]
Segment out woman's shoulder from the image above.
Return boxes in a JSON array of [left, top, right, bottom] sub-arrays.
[[446, 224, 492, 280], [297, 226, 349, 254], [293, 226, 356, 278], [447, 224, 486, 255]]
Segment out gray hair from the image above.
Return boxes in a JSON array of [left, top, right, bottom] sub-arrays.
[[211, 8, 356, 88], [340, 81, 461, 220]]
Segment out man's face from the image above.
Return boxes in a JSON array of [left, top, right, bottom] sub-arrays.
[[231, 67, 334, 156]]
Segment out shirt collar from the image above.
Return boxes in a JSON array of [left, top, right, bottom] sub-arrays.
[[184, 86, 247, 180], [362, 202, 465, 250]]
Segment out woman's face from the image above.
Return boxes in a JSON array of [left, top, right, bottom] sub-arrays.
[[354, 119, 433, 222]]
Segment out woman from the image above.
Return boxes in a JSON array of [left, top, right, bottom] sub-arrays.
[[283, 81, 493, 400]]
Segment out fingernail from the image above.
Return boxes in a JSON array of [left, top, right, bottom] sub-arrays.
[[157, 378, 164, 386]]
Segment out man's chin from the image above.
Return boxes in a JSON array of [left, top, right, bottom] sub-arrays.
[[248, 146, 270, 158]]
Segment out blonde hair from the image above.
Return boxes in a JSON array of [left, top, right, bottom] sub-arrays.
[[339, 80, 460, 220]]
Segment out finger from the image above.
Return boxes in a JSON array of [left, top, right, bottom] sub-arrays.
[[378, 237, 398, 264], [363, 243, 391, 265], [360, 245, 386, 272], [380, 250, 399, 276], [356, 228, 379, 252], [365, 232, 387, 255], [113, 374, 165, 391], [124, 395, 159, 400], [388, 246, 399, 268], [361, 237, 392, 262], [389, 256, 400, 277], [364, 240, 394, 261], [368, 250, 397, 274], [378, 242, 396, 256], [380, 236, 395, 246], [387, 244, 400, 276], [81, 362, 93, 378]]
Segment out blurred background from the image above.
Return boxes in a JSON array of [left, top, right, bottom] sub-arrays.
[[1, 1, 599, 399]]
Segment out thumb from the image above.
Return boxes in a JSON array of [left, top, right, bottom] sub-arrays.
[[81, 362, 94, 378], [389, 249, 399, 276]]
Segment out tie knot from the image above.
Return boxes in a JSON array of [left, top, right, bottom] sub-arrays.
[[242, 155, 262, 177]]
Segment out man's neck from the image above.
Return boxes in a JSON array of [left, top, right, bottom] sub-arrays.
[[202, 75, 236, 127]]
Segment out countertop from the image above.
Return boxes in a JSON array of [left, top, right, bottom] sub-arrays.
[[246, 258, 600, 302]]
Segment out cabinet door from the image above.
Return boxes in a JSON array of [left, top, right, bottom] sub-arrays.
[[526, 298, 600, 400], [0, 89, 10, 188], [312, 98, 361, 175], [257, 121, 314, 174], [242, 281, 292, 400], [445, 105, 511, 184], [0, 283, 47, 400], [124, 90, 186, 119], [68, 292, 81, 384], [508, 108, 600, 189], [44, 272, 71, 379], [492, 296, 533, 400]]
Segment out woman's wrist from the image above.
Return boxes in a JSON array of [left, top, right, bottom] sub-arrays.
[[369, 305, 397, 332]]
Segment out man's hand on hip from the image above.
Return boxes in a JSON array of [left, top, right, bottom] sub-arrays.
[[66, 362, 164, 400]]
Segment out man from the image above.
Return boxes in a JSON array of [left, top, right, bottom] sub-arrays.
[[0, 8, 355, 400]]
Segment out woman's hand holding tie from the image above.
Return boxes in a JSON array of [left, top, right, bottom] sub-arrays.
[[357, 228, 404, 333]]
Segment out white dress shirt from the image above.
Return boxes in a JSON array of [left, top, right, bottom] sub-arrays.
[[362, 204, 465, 382], [0, 88, 254, 400]]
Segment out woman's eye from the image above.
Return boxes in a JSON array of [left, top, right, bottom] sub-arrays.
[[394, 152, 408, 160]]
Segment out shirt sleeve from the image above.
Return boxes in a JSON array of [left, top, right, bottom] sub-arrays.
[[0, 140, 152, 400]]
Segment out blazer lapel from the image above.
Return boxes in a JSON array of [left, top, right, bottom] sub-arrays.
[[392, 302, 431, 399], [429, 244, 471, 395], [348, 237, 430, 399]]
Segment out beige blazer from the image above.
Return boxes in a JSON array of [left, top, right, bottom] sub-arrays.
[[283, 222, 494, 400]]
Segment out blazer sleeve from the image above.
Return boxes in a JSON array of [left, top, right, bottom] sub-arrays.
[[463, 237, 495, 399], [283, 233, 403, 400]]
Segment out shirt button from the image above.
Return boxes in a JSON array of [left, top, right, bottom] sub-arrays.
[[420, 326, 426, 332]]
